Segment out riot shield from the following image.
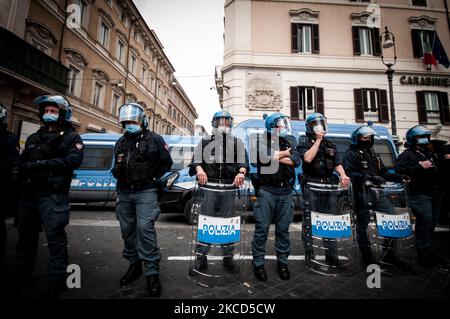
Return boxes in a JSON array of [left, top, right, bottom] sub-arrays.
[[188, 182, 247, 287], [302, 181, 359, 276], [365, 181, 415, 272]]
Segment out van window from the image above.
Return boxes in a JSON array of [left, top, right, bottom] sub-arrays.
[[79, 146, 114, 171], [373, 140, 395, 168], [325, 137, 350, 159], [169, 146, 194, 171], [314, 137, 395, 169]]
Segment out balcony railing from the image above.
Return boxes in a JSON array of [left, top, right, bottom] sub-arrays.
[[0, 26, 69, 94]]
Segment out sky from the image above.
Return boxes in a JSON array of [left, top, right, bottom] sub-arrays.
[[133, 0, 225, 133]]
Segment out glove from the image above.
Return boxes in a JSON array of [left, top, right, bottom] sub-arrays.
[[21, 160, 47, 172], [369, 175, 385, 184]]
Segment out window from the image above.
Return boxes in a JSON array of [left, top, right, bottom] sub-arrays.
[[354, 88, 389, 123], [68, 65, 80, 95], [373, 140, 395, 169], [424, 92, 440, 124], [291, 24, 319, 54], [416, 91, 450, 125], [411, 29, 435, 58], [411, 0, 427, 6], [130, 55, 137, 74], [362, 89, 379, 121], [141, 67, 147, 84], [76, 0, 88, 27], [290, 86, 324, 120], [320, 136, 395, 169], [359, 28, 373, 55], [168, 105, 172, 117], [79, 146, 113, 171], [93, 82, 104, 107], [352, 27, 381, 56], [111, 93, 120, 115], [169, 146, 194, 171], [150, 76, 155, 91], [120, 11, 130, 28], [99, 22, 109, 47], [117, 40, 125, 64]]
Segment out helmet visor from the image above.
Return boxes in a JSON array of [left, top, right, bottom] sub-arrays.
[[34, 95, 70, 111], [307, 117, 327, 134], [275, 117, 292, 136], [119, 104, 144, 124], [212, 116, 233, 128]]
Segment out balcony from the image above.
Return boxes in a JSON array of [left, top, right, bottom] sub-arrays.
[[0, 26, 69, 94]]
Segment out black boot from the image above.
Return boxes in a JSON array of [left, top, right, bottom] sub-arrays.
[[146, 274, 161, 297], [253, 265, 267, 281], [189, 255, 208, 275], [223, 256, 239, 273], [120, 262, 142, 286], [277, 262, 290, 280], [360, 247, 374, 266], [47, 278, 67, 299]]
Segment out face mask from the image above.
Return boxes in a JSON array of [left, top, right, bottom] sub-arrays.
[[359, 140, 373, 148], [279, 127, 288, 137], [42, 114, 59, 123], [313, 124, 324, 134], [417, 137, 430, 145], [125, 124, 141, 134], [217, 126, 231, 134]]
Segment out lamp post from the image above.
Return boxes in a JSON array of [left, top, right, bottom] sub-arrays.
[[380, 26, 398, 137]]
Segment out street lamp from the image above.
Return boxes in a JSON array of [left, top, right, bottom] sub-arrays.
[[380, 26, 398, 137]]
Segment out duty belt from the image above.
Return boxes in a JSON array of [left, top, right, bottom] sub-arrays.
[[120, 180, 156, 192]]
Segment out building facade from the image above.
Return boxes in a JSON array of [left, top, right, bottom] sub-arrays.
[[0, 0, 198, 147], [216, 0, 450, 143]]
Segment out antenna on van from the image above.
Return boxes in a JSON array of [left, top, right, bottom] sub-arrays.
[[262, 113, 268, 120]]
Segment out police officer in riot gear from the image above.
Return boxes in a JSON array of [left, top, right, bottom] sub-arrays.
[[298, 113, 350, 266], [395, 125, 443, 267], [251, 113, 301, 281], [0, 104, 20, 265], [113, 103, 172, 297], [189, 111, 249, 274], [13, 95, 83, 298], [343, 125, 406, 265]]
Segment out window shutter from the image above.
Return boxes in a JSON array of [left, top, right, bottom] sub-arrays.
[[411, 29, 422, 58], [290, 87, 299, 120], [354, 89, 364, 122], [378, 89, 389, 123], [316, 87, 324, 114], [416, 91, 427, 124], [372, 28, 381, 57], [312, 24, 320, 54], [352, 26, 361, 56], [291, 24, 298, 53], [439, 92, 450, 125]]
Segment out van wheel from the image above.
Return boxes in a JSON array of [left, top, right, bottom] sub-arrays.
[[184, 198, 195, 225]]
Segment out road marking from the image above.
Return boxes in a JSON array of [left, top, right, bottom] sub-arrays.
[[168, 255, 350, 261]]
